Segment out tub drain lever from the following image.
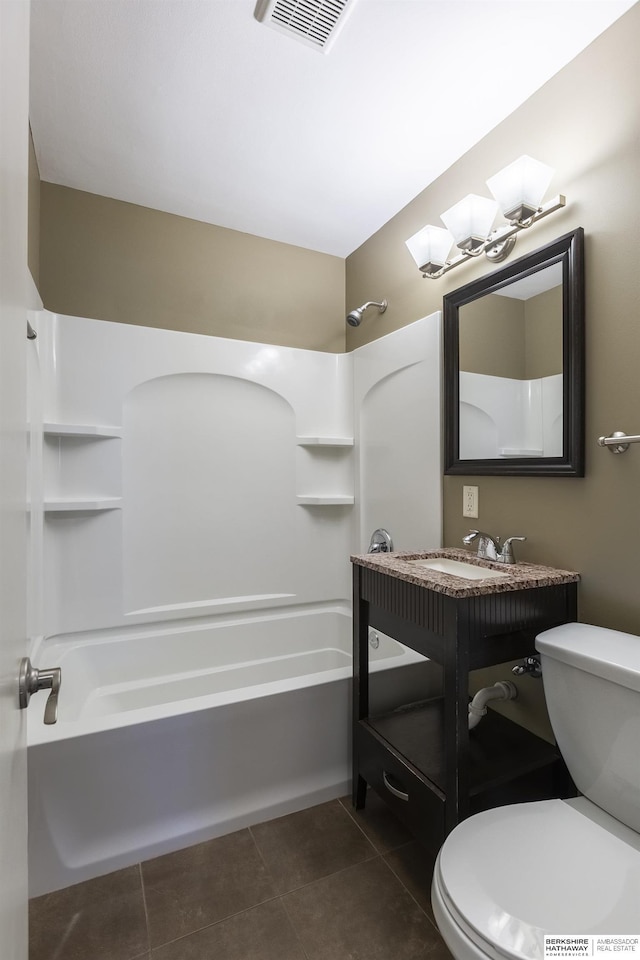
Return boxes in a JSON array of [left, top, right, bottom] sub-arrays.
[[18, 657, 62, 724]]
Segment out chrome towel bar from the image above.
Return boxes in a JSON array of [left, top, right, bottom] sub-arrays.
[[597, 431, 640, 454]]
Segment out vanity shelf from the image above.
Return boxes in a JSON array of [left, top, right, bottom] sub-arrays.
[[352, 550, 580, 856]]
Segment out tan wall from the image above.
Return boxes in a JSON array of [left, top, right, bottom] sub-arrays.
[[346, 5, 640, 738], [39, 184, 346, 352], [457, 286, 562, 380], [525, 286, 563, 380], [459, 294, 525, 379]]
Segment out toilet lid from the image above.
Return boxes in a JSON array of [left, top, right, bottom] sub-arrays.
[[438, 800, 640, 960]]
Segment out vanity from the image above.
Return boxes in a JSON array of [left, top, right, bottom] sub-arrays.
[[351, 548, 580, 856]]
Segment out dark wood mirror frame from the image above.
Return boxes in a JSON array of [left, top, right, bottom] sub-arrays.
[[443, 227, 584, 477]]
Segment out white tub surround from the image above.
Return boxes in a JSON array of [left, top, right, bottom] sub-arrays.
[[29, 310, 441, 637], [26, 309, 442, 897], [459, 371, 562, 460]]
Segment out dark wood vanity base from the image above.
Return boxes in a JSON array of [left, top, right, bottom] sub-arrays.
[[352, 554, 579, 856]]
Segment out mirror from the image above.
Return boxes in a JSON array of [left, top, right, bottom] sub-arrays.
[[443, 228, 584, 476]]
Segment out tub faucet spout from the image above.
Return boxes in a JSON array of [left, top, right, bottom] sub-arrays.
[[368, 528, 393, 553]]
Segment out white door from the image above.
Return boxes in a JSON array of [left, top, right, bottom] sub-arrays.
[[0, 1, 32, 957]]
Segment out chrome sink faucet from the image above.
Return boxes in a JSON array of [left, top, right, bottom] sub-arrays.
[[462, 530, 526, 564]]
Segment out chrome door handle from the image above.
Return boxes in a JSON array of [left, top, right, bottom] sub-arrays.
[[18, 657, 61, 724]]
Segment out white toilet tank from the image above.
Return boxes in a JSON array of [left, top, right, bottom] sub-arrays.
[[536, 622, 640, 834]]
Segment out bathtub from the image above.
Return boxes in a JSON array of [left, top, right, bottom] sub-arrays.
[[27, 605, 435, 897]]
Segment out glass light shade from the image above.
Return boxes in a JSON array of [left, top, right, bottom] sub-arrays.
[[487, 155, 554, 222], [440, 194, 498, 252], [405, 224, 454, 274]]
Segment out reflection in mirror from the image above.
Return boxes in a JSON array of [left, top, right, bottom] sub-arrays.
[[444, 229, 584, 477], [459, 263, 563, 460]]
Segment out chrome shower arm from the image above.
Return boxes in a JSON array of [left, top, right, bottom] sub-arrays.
[[346, 299, 387, 327]]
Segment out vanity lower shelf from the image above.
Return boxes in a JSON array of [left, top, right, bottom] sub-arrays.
[[364, 697, 562, 794], [356, 698, 567, 852]]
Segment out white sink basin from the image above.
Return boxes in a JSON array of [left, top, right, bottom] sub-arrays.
[[408, 558, 510, 580]]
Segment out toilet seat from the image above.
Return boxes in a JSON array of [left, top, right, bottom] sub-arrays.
[[434, 799, 640, 960]]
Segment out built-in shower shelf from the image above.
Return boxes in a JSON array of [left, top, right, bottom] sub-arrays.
[[296, 495, 354, 506], [42, 424, 122, 514], [43, 422, 122, 438], [296, 437, 354, 504], [44, 497, 123, 514], [499, 447, 543, 457], [296, 436, 354, 447]]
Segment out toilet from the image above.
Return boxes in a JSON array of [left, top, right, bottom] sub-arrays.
[[432, 622, 640, 959]]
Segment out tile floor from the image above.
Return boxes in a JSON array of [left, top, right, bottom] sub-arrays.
[[29, 792, 454, 960]]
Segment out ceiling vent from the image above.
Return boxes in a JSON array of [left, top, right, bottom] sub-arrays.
[[255, 0, 358, 52]]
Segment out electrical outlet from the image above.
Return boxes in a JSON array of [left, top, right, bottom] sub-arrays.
[[463, 485, 478, 519]]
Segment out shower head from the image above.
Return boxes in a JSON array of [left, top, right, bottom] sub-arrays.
[[346, 299, 387, 327]]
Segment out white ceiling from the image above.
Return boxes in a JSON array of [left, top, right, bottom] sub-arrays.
[[29, 0, 635, 258]]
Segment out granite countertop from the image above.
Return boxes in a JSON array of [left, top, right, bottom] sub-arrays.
[[350, 547, 580, 598]]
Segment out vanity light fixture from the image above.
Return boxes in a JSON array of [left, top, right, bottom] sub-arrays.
[[441, 194, 499, 255], [406, 155, 565, 280]]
